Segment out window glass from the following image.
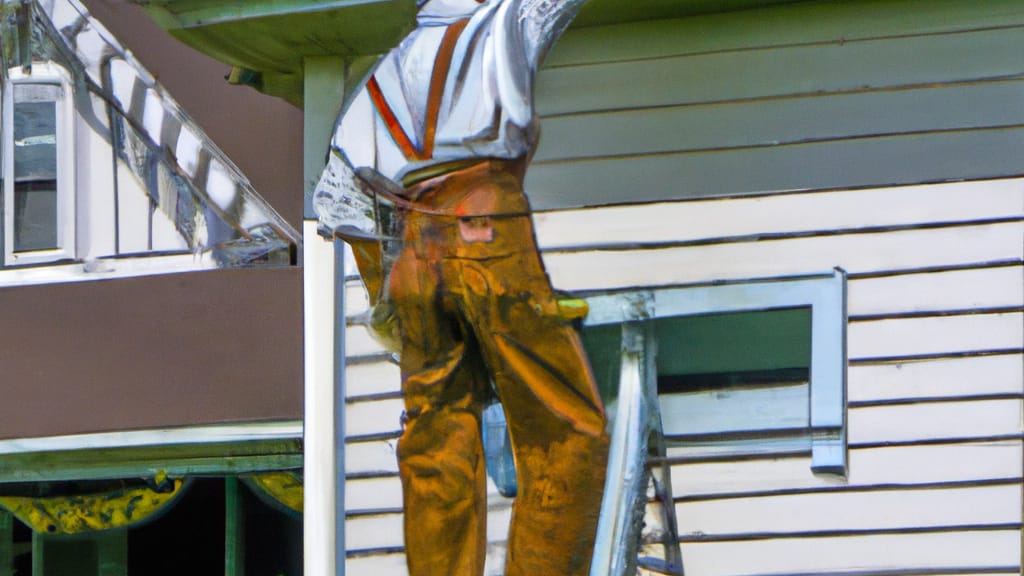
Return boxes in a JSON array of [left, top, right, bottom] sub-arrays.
[[12, 83, 60, 252], [655, 308, 812, 441]]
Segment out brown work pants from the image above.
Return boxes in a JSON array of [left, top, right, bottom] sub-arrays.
[[384, 161, 609, 576]]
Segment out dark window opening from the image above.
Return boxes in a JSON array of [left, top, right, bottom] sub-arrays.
[[12, 86, 60, 253]]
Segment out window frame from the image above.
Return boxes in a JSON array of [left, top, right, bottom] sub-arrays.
[[584, 268, 848, 475], [2, 62, 76, 267]]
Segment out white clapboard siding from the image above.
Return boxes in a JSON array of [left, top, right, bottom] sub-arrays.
[[346, 397, 404, 438], [848, 355, 1024, 404], [671, 441, 1023, 498], [346, 513, 404, 551], [848, 265, 1024, 317], [346, 361, 400, 399], [677, 531, 1021, 576], [675, 484, 1020, 536], [345, 280, 371, 316], [848, 399, 1022, 445], [346, 325, 389, 358], [345, 439, 399, 476], [848, 313, 1023, 360], [543, 221, 1023, 291], [347, 476, 403, 512], [78, 119, 118, 259], [533, 179, 1024, 250], [116, 161, 153, 253], [346, 554, 409, 576], [150, 208, 188, 251]]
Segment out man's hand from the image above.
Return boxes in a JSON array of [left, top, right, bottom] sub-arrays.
[[313, 151, 378, 240]]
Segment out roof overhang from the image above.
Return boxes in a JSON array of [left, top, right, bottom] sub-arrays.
[[131, 0, 805, 106]]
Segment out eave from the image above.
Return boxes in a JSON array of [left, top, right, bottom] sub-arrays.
[[131, 0, 806, 106]]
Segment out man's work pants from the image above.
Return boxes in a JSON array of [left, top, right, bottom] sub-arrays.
[[386, 161, 610, 576]]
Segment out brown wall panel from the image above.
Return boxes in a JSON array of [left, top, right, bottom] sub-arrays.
[[0, 269, 302, 439]]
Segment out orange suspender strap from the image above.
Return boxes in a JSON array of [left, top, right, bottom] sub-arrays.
[[366, 18, 471, 162], [366, 77, 421, 160]]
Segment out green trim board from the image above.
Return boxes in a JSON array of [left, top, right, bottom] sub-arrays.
[[525, 2, 1024, 208], [549, 0, 1024, 67], [526, 127, 1024, 210], [538, 26, 1024, 116], [0, 510, 11, 576], [224, 477, 245, 576], [0, 423, 303, 483], [137, 0, 402, 29], [534, 80, 1024, 162]]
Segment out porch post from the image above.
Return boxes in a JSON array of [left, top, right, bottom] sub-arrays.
[[302, 56, 347, 576]]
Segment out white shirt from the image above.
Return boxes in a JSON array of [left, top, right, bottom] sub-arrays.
[[314, 0, 586, 235]]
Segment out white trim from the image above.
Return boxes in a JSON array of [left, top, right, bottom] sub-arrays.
[[0, 251, 219, 287], [3, 63, 77, 266], [584, 270, 848, 475], [303, 221, 338, 576], [0, 421, 303, 456]]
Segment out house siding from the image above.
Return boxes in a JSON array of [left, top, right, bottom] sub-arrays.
[[341, 0, 1024, 573]]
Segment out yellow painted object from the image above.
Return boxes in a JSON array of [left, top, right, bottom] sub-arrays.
[[556, 297, 590, 322], [0, 475, 185, 535], [243, 472, 303, 515]]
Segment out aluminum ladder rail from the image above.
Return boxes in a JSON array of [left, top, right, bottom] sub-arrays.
[[590, 322, 684, 576]]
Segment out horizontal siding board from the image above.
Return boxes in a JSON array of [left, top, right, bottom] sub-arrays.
[[675, 484, 1021, 535], [346, 397, 404, 437], [346, 325, 389, 357], [677, 530, 1021, 576], [345, 280, 370, 316], [525, 128, 1024, 209], [346, 554, 408, 575], [346, 513, 404, 551], [348, 476, 403, 512], [535, 80, 1024, 162], [847, 313, 1023, 360], [542, 222, 1023, 291], [345, 439, 398, 476], [671, 441, 1024, 498], [848, 355, 1024, 404], [848, 399, 1022, 445], [536, 27, 1024, 116], [550, 0, 1024, 67], [346, 361, 400, 399], [532, 179, 1024, 250], [848, 266, 1024, 318]]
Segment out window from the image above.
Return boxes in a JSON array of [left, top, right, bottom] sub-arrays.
[[2, 63, 75, 266], [583, 269, 848, 474], [584, 270, 847, 574]]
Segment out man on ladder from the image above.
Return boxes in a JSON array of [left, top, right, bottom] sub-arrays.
[[313, 0, 609, 574]]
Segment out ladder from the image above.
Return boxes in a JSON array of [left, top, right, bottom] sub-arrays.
[[589, 321, 684, 576]]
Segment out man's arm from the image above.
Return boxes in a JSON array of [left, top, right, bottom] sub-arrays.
[[517, 0, 589, 66], [313, 86, 393, 240], [312, 148, 378, 239]]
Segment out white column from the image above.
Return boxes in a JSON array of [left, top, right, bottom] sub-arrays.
[[303, 56, 347, 576]]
